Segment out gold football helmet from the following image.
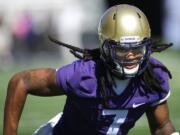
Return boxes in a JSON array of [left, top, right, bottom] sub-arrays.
[[98, 4, 152, 78]]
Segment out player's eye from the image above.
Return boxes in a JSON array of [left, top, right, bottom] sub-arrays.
[[115, 46, 145, 59]]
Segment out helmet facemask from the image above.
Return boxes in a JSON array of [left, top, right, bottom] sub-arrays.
[[101, 38, 152, 78]]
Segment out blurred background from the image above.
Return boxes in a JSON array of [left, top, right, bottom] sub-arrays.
[[0, 0, 179, 134]]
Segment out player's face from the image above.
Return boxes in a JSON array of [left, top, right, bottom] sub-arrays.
[[115, 46, 145, 69]]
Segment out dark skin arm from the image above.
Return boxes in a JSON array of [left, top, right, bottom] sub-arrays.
[[3, 68, 65, 135], [146, 101, 176, 135]]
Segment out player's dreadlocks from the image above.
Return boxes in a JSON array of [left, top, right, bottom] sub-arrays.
[[142, 40, 172, 94], [48, 36, 172, 106]]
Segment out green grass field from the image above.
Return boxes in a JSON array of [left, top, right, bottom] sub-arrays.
[[0, 50, 180, 134]]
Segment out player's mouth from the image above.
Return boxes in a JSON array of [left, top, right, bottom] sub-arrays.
[[124, 63, 138, 69], [123, 59, 139, 69]]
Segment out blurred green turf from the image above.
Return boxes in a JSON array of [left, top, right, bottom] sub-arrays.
[[0, 50, 180, 135]]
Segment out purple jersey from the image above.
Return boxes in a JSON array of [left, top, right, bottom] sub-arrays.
[[54, 57, 170, 135]]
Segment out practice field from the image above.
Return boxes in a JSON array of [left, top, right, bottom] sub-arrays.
[[0, 50, 180, 134]]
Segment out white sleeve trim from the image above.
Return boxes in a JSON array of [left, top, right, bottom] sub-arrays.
[[150, 90, 171, 107], [33, 112, 63, 135]]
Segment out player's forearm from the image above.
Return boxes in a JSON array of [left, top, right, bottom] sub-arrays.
[[152, 120, 176, 135], [3, 69, 62, 135], [3, 73, 28, 135]]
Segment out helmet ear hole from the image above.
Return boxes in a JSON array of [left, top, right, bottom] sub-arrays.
[[113, 13, 116, 20], [137, 12, 141, 18]]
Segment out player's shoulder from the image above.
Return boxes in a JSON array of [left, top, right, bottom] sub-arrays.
[[149, 57, 165, 66], [149, 57, 170, 78]]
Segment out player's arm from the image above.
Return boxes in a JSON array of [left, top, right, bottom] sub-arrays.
[[146, 101, 178, 135], [3, 68, 64, 135]]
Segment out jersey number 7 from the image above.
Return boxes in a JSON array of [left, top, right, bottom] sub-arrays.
[[102, 109, 128, 135]]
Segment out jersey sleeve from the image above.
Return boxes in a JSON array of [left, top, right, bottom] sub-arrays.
[[55, 61, 77, 94], [55, 60, 97, 97]]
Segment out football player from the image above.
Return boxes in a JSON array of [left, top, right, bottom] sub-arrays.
[[3, 4, 179, 135]]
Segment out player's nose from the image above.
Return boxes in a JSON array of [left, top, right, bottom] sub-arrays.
[[126, 51, 135, 59]]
